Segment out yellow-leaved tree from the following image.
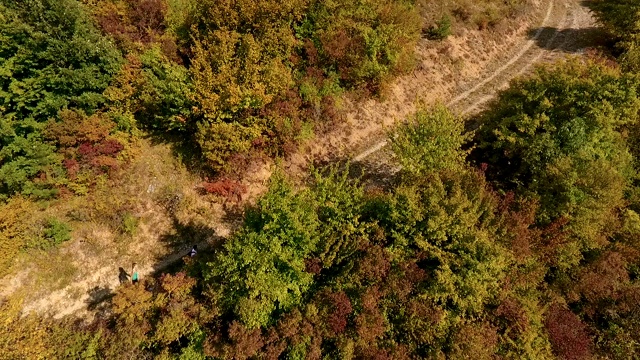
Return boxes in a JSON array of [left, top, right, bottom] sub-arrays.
[[187, 0, 306, 170]]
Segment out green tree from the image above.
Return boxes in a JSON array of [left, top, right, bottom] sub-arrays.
[[390, 104, 471, 176], [589, 0, 640, 72], [206, 166, 368, 329], [0, 0, 122, 198], [105, 47, 193, 132], [207, 172, 320, 329], [385, 171, 508, 316], [475, 60, 640, 268], [0, 0, 121, 120], [0, 116, 63, 199]]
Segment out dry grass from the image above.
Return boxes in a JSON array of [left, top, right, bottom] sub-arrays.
[[419, 0, 533, 34], [0, 138, 225, 315]]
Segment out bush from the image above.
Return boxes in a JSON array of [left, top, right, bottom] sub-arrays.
[[425, 15, 452, 40], [201, 179, 247, 202], [0, 197, 33, 276], [42, 218, 72, 248], [390, 104, 471, 176], [301, 0, 422, 88], [121, 212, 139, 236], [45, 110, 125, 181], [545, 304, 592, 360], [195, 121, 262, 172]]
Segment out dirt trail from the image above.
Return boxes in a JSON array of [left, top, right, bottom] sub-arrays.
[[4, 0, 598, 320], [281, 0, 559, 170], [2, 142, 235, 320], [19, 235, 226, 320], [353, 0, 596, 162]]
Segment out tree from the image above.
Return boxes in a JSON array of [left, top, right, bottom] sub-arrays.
[[385, 171, 508, 316], [108, 272, 213, 358], [298, 0, 421, 88], [588, 0, 640, 72], [0, 0, 122, 198], [104, 47, 193, 132], [0, 0, 121, 120], [390, 104, 471, 176], [206, 172, 321, 329], [474, 59, 640, 268]]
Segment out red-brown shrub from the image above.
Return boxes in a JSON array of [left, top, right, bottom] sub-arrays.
[[544, 304, 592, 360], [96, 0, 168, 45], [201, 179, 247, 203], [498, 194, 539, 261], [225, 321, 264, 359], [355, 289, 386, 343], [129, 0, 167, 37], [304, 258, 323, 274], [95, 139, 125, 156], [78, 143, 98, 159], [323, 291, 353, 334], [358, 246, 391, 283], [495, 297, 529, 337], [63, 158, 80, 179], [575, 251, 630, 316]]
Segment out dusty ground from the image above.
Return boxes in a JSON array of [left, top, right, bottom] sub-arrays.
[[354, 0, 596, 162], [1, 0, 599, 320], [1, 141, 233, 319], [351, 0, 598, 172]]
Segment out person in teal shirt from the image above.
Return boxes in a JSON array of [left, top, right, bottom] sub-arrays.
[[131, 263, 139, 284]]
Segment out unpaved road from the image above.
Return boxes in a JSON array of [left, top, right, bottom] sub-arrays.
[[5, 0, 598, 320], [354, 0, 597, 162]]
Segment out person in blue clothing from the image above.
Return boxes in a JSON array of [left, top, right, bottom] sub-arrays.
[[131, 263, 139, 284]]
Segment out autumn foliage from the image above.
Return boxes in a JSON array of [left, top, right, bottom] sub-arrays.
[[5, 1, 640, 360]]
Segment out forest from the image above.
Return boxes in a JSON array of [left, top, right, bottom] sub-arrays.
[[2, 0, 640, 359]]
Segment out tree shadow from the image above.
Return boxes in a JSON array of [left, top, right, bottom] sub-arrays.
[[159, 216, 219, 253], [144, 130, 211, 177], [527, 26, 609, 54], [312, 151, 402, 192], [153, 220, 225, 276], [86, 285, 114, 311]]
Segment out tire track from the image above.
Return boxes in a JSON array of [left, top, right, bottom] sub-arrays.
[[354, 0, 574, 162], [460, 3, 580, 116]]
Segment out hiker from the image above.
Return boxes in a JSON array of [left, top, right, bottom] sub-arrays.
[[189, 245, 198, 257], [118, 267, 130, 284], [131, 263, 139, 284]]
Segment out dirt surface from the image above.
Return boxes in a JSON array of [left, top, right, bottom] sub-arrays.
[[1, 0, 599, 320], [1, 142, 234, 320], [353, 0, 596, 163]]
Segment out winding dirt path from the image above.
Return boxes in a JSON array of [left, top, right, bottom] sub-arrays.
[[353, 0, 596, 162], [5, 0, 598, 320]]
